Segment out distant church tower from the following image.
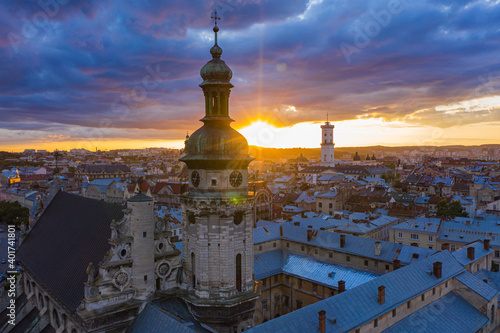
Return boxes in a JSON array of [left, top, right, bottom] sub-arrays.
[[179, 12, 259, 332], [321, 117, 335, 166]]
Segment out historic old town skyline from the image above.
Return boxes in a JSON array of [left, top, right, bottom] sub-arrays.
[[1, 1, 499, 151]]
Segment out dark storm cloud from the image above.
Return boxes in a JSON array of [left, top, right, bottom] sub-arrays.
[[0, 0, 499, 143]]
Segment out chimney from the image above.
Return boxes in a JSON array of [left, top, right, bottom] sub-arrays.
[[484, 239, 490, 251], [412, 253, 419, 259], [375, 241, 382, 256], [433, 261, 442, 278], [340, 234, 345, 248], [307, 229, 313, 242], [393, 259, 400, 270], [338, 280, 345, 293], [441, 243, 450, 251], [467, 247, 475, 261], [308, 225, 313, 229], [318, 310, 326, 333], [378, 285, 386, 304], [294, 221, 300, 226]]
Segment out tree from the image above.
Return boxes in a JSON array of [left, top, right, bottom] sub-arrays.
[[436, 199, 468, 218], [0, 201, 29, 225], [381, 171, 400, 184]]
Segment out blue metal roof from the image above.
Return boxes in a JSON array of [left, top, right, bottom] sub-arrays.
[[255, 250, 380, 289], [390, 217, 441, 234], [451, 240, 493, 266], [254, 224, 436, 265], [248, 251, 466, 333], [127, 302, 200, 332], [455, 271, 499, 301], [382, 291, 489, 333], [475, 269, 500, 292]]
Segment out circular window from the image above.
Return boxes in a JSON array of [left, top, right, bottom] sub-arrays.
[[120, 249, 127, 258], [113, 271, 130, 289], [157, 262, 171, 277], [158, 242, 164, 251]]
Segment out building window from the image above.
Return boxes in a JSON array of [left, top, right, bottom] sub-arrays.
[[313, 283, 317, 293], [421, 294, 425, 301], [236, 254, 242, 292], [273, 242, 276, 248], [283, 295, 289, 307], [407, 301, 411, 309], [450, 245, 456, 252], [315, 249, 318, 254], [298, 279, 302, 288], [374, 318, 378, 328], [274, 275, 278, 283], [262, 300, 268, 311], [346, 255, 351, 262], [287, 242, 290, 248], [285, 276, 289, 283], [262, 278, 266, 287], [392, 309, 396, 317], [211, 179, 217, 186], [385, 264, 390, 270], [329, 203, 333, 209], [329, 252, 333, 258], [259, 245, 262, 251], [364, 260, 369, 266], [428, 246, 433, 250], [433, 287, 436, 295], [410, 234, 419, 240], [191, 252, 196, 288], [398, 232, 403, 239], [495, 250, 499, 258], [296, 300, 303, 309], [428, 235, 433, 242], [330, 290, 335, 296], [143, 232, 147, 237], [445, 281, 448, 288], [301, 245, 305, 251], [319, 202, 322, 208]]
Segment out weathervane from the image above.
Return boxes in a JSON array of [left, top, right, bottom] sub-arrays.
[[211, 10, 221, 44]]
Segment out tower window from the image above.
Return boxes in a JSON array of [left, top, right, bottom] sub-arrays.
[[191, 252, 196, 288], [211, 179, 217, 186], [143, 232, 147, 237], [144, 275, 148, 282], [236, 254, 242, 292]]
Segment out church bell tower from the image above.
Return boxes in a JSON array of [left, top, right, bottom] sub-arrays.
[[179, 11, 259, 332]]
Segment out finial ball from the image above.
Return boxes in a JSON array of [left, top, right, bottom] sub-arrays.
[[213, 26, 219, 33]]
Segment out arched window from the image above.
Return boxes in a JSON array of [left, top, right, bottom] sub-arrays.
[[53, 309, 60, 328], [236, 254, 242, 292], [191, 252, 196, 288]]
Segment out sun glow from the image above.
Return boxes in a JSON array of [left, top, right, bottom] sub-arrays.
[[237, 118, 500, 148]]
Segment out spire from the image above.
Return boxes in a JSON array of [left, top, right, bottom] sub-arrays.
[[211, 10, 221, 45], [199, 10, 233, 119]]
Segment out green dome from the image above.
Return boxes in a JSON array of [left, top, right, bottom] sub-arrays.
[[200, 54, 233, 84], [180, 119, 253, 169]]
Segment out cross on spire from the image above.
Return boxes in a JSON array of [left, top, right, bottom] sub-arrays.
[[211, 10, 221, 26]]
